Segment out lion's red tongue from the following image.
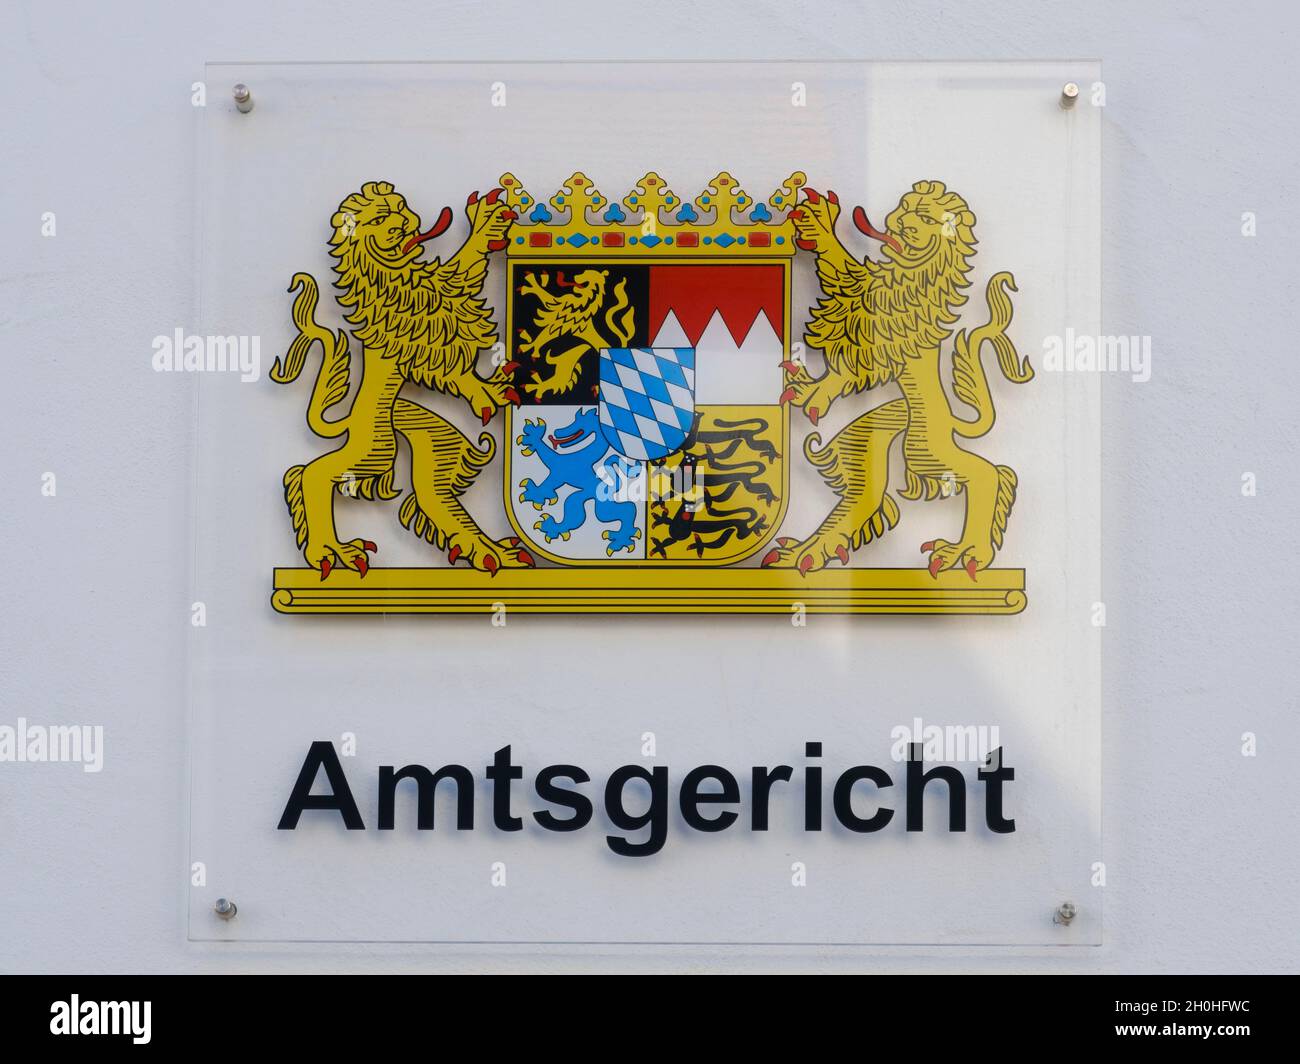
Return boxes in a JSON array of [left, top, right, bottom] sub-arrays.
[[853, 206, 903, 253], [401, 205, 453, 253]]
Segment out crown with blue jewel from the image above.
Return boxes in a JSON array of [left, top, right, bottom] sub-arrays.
[[499, 170, 805, 257]]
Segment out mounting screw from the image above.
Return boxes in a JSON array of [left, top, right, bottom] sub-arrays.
[[214, 897, 238, 920], [1059, 83, 1079, 110], [1054, 900, 1077, 926], [232, 84, 254, 114]]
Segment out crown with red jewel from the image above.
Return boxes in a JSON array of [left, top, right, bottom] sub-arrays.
[[498, 170, 805, 257]]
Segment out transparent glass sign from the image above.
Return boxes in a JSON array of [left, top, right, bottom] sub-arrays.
[[190, 60, 1102, 944]]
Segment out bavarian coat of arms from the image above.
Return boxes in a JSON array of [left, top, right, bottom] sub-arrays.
[[268, 169, 1032, 615]]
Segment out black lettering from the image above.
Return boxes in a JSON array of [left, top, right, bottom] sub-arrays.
[[378, 763, 473, 830], [832, 765, 894, 832], [486, 745, 523, 831], [680, 765, 740, 831], [605, 765, 668, 856], [533, 765, 593, 831], [277, 741, 364, 830], [804, 741, 822, 831], [751, 765, 793, 830], [978, 748, 1015, 833], [906, 742, 966, 831]]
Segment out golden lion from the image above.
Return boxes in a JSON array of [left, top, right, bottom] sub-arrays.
[[516, 268, 635, 400], [271, 180, 533, 576], [765, 181, 1034, 577]]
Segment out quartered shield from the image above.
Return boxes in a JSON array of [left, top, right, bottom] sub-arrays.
[[504, 257, 790, 565]]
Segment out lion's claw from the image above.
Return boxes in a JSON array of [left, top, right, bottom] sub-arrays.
[[311, 538, 377, 579], [761, 534, 850, 573], [923, 538, 995, 578], [442, 535, 532, 571], [780, 371, 841, 423]]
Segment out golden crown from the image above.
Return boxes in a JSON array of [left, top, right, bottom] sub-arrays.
[[499, 170, 805, 257]]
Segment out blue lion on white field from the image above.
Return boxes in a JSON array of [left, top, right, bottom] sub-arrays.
[[515, 408, 642, 555]]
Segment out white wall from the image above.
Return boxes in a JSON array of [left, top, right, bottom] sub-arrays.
[[1, 0, 1296, 972]]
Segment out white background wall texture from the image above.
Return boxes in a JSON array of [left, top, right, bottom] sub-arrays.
[[0, 0, 1296, 972]]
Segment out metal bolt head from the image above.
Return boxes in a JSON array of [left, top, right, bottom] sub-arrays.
[[1054, 900, 1077, 925], [1060, 82, 1080, 109], [232, 84, 254, 114], [214, 897, 238, 920]]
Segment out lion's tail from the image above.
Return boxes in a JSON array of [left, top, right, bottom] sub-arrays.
[[271, 272, 351, 439], [950, 271, 1033, 440], [604, 277, 635, 345], [703, 503, 759, 523]]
